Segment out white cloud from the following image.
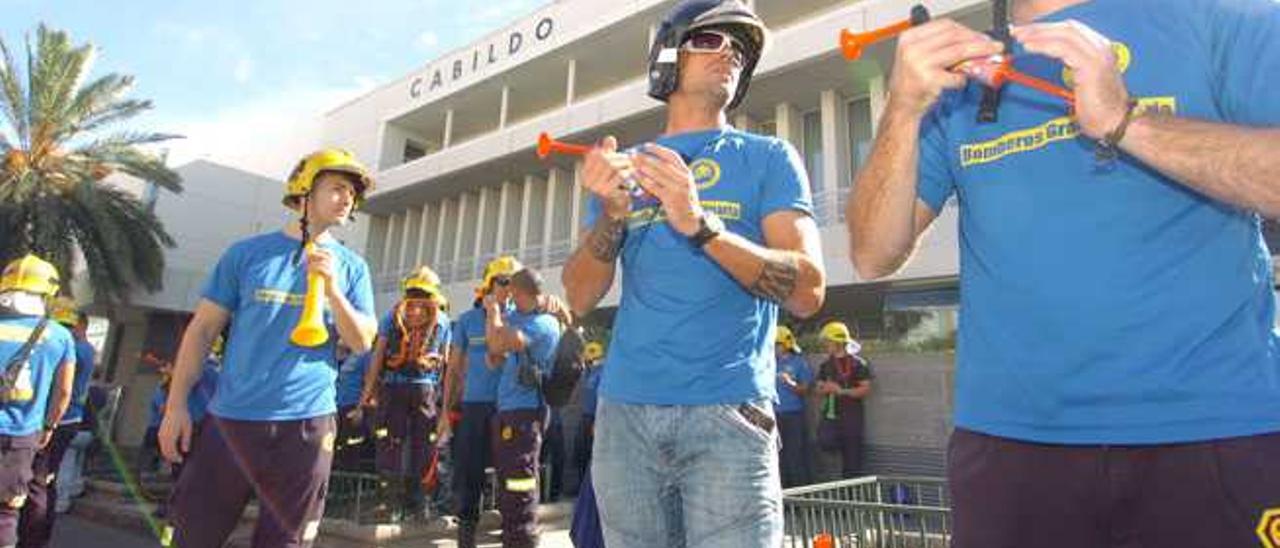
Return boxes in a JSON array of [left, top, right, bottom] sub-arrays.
[[416, 31, 439, 52], [155, 82, 376, 180], [233, 57, 254, 83]]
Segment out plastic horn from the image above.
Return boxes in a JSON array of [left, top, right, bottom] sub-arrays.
[[839, 4, 931, 60], [958, 57, 1076, 104], [997, 68, 1075, 103], [536, 132, 592, 159], [290, 244, 330, 348]]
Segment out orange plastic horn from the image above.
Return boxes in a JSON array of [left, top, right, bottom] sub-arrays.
[[839, 4, 931, 60], [998, 68, 1076, 103], [536, 132, 592, 159]]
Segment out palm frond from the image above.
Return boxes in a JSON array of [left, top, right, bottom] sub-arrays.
[[0, 37, 28, 147]]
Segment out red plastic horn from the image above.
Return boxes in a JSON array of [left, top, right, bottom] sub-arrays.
[[839, 4, 931, 60], [536, 132, 591, 159]]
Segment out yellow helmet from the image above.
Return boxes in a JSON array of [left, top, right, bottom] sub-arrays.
[[584, 341, 605, 362], [0, 254, 60, 296], [475, 256, 523, 297], [776, 325, 801, 353], [820, 321, 854, 344], [401, 266, 442, 297], [283, 148, 374, 209], [49, 296, 80, 326]]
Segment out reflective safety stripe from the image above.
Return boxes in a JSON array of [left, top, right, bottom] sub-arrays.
[[160, 525, 174, 547], [505, 476, 537, 493], [345, 436, 365, 446], [303, 520, 321, 541], [374, 428, 389, 439], [7, 494, 25, 508]]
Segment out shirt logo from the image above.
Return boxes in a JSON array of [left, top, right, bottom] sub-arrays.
[[254, 289, 305, 307], [1259, 508, 1280, 548], [958, 96, 1176, 168], [1063, 41, 1131, 88], [690, 158, 722, 191]]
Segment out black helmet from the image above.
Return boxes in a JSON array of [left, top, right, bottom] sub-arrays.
[[646, 0, 767, 111]]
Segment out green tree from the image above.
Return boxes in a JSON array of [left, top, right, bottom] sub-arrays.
[[0, 24, 181, 303]]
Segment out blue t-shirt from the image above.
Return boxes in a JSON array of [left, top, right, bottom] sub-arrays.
[[188, 359, 220, 424], [60, 339, 96, 425], [775, 352, 813, 414], [336, 352, 370, 407], [453, 307, 503, 403], [377, 310, 451, 385], [585, 128, 813, 405], [495, 309, 561, 412], [916, 0, 1280, 444], [0, 317, 74, 437], [202, 231, 375, 421], [579, 365, 602, 418]]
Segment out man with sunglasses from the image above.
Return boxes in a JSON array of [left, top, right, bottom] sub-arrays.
[[847, 0, 1280, 546], [441, 256, 520, 548], [562, 1, 826, 546], [359, 266, 451, 522]]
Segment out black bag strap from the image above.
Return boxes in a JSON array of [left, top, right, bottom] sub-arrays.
[[1, 316, 49, 389]]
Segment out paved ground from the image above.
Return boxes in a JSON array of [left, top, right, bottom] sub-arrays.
[[52, 515, 157, 547]]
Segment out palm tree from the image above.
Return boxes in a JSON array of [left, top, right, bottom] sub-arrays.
[[0, 24, 182, 304]]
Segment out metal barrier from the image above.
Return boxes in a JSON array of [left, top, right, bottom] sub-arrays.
[[783, 476, 951, 548]]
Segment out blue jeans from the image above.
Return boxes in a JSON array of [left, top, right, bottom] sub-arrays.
[[592, 399, 782, 548]]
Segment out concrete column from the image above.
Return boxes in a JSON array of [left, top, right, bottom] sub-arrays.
[[381, 213, 398, 275], [398, 208, 415, 271], [495, 181, 511, 252], [733, 113, 755, 132], [542, 169, 559, 265], [452, 194, 468, 265], [473, 188, 489, 259], [774, 102, 802, 150], [566, 59, 577, 106], [518, 175, 535, 248], [414, 202, 431, 267], [432, 200, 448, 265], [499, 85, 510, 129], [868, 74, 887, 137], [820, 89, 851, 222], [569, 162, 584, 246], [443, 109, 454, 149]]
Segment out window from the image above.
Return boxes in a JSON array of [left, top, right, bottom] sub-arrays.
[[403, 140, 427, 163], [802, 110, 823, 192], [846, 97, 873, 187]]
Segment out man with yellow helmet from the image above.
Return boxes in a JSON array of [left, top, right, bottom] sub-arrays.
[[358, 265, 451, 521], [159, 149, 377, 547], [0, 255, 75, 548], [814, 321, 873, 478], [774, 325, 814, 488], [443, 255, 519, 548], [18, 296, 95, 548]]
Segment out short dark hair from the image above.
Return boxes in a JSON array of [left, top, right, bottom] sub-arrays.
[[511, 268, 543, 296]]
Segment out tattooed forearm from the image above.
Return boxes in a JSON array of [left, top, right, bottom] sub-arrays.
[[588, 216, 627, 262], [749, 254, 799, 303]]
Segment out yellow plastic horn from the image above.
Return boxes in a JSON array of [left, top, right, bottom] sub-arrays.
[[290, 244, 330, 347]]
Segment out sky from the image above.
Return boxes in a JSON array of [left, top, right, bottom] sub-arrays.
[[2, 0, 545, 178]]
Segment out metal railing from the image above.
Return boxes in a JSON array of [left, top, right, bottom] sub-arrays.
[[783, 476, 951, 548]]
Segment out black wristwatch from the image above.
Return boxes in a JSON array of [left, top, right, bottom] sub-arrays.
[[688, 212, 724, 248]]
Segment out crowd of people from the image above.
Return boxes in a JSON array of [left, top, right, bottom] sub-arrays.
[[1, 0, 1278, 547]]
